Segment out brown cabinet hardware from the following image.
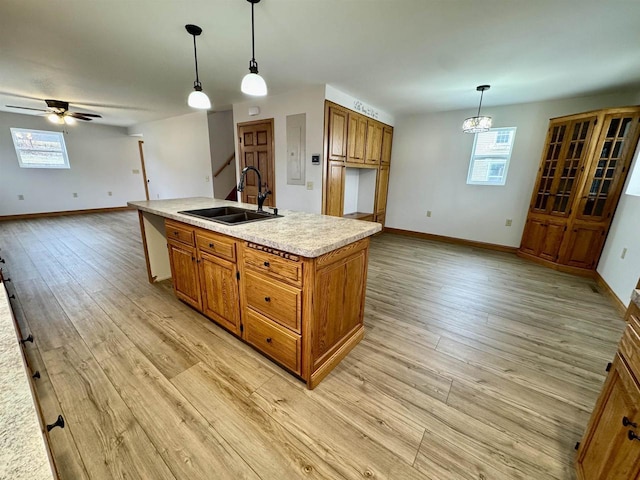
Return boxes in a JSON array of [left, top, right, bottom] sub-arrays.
[[628, 431, 640, 442], [266, 337, 272, 343], [623, 416, 638, 428], [20, 334, 34, 345], [264, 296, 270, 302], [32, 371, 41, 379], [9, 294, 15, 299], [263, 261, 270, 267], [46, 415, 65, 432]]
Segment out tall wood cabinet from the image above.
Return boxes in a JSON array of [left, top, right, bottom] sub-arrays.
[[518, 107, 640, 274], [323, 101, 393, 226]]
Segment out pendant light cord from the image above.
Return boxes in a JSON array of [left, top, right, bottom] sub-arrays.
[[251, 1, 256, 63], [193, 34, 200, 86], [477, 89, 484, 117]]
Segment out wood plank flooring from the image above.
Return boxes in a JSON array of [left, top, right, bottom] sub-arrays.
[[0, 211, 626, 480]]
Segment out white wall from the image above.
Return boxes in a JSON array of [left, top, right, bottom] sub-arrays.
[[129, 111, 213, 200], [233, 86, 326, 213], [387, 90, 640, 247], [207, 110, 237, 200], [0, 111, 144, 216]]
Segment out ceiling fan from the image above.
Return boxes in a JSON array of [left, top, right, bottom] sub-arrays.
[[5, 99, 102, 125]]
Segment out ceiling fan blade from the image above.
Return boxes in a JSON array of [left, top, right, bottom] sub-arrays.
[[5, 105, 48, 112], [72, 112, 102, 118], [68, 113, 94, 121]]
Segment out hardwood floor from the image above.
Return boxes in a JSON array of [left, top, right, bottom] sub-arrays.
[[0, 211, 626, 479]]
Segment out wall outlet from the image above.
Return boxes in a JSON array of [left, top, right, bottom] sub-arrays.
[[205, 176, 210, 182], [426, 210, 432, 217], [306, 181, 313, 190], [505, 219, 513, 227], [108, 191, 112, 196], [17, 194, 24, 200], [73, 192, 78, 198], [132, 169, 140, 174], [621, 247, 628, 259]]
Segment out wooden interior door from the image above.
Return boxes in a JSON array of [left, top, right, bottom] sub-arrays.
[[238, 119, 275, 207]]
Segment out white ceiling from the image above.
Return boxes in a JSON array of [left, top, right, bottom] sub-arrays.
[[1, 0, 639, 127]]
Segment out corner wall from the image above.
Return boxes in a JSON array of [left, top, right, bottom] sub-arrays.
[[0, 111, 144, 216], [129, 111, 213, 200], [232, 86, 326, 213]]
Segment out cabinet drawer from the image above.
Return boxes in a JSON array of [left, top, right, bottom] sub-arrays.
[[620, 315, 640, 378], [196, 230, 236, 262], [244, 310, 301, 374], [245, 271, 301, 333], [625, 301, 640, 324], [165, 220, 195, 246], [243, 246, 302, 286]]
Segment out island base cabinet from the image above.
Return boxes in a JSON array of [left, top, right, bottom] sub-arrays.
[[167, 240, 202, 311], [199, 252, 240, 335]]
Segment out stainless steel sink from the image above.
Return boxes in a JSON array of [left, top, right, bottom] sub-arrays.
[[178, 206, 282, 225]]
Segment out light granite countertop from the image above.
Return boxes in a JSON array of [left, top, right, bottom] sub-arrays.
[[632, 288, 640, 308], [128, 197, 382, 258], [0, 284, 55, 480]]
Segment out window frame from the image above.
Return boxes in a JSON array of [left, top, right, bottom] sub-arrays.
[[10, 128, 71, 169], [466, 127, 517, 186]]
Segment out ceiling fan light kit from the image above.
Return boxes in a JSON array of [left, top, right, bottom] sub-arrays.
[[186, 24, 212, 110], [241, 0, 267, 96], [7, 99, 102, 125], [463, 85, 492, 133]]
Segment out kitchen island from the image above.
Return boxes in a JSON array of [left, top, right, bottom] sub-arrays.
[[128, 197, 381, 388]]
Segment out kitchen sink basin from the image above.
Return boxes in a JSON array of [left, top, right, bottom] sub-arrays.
[[178, 207, 282, 225]]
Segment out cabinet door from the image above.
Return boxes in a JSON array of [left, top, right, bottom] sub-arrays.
[[347, 112, 367, 164], [365, 121, 383, 165], [576, 355, 640, 480], [381, 126, 393, 165], [325, 161, 345, 217], [168, 240, 201, 310], [577, 112, 640, 222], [375, 165, 390, 214], [519, 218, 547, 255], [199, 252, 240, 334], [561, 224, 606, 269], [327, 105, 348, 162]]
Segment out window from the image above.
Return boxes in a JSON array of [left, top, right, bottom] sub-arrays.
[[467, 127, 516, 185], [10, 128, 70, 169]]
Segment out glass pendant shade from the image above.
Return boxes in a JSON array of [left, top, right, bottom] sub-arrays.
[[462, 115, 492, 133], [463, 85, 492, 133], [241, 72, 267, 96], [188, 89, 212, 109]]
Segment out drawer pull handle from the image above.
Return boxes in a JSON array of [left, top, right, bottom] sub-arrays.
[[9, 294, 15, 299], [173, 231, 179, 236], [20, 334, 34, 345], [266, 337, 272, 343], [264, 297, 271, 302], [0, 258, 4, 263], [32, 371, 41, 379], [209, 243, 215, 248], [623, 416, 638, 428], [46, 415, 65, 432], [263, 261, 270, 267], [629, 430, 640, 442]]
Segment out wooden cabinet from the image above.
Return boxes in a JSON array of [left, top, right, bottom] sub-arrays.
[[347, 112, 367, 164], [381, 126, 393, 165], [519, 107, 640, 274], [165, 219, 371, 389], [323, 101, 394, 224], [166, 220, 240, 332], [326, 103, 348, 162], [576, 307, 640, 479], [325, 160, 346, 217], [365, 120, 383, 165], [166, 219, 201, 310]]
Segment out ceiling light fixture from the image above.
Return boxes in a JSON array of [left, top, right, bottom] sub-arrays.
[[463, 85, 492, 133], [241, 0, 267, 96], [185, 24, 212, 109], [47, 113, 64, 125]]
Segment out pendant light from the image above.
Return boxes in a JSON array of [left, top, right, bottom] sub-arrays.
[[241, 0, 267, 96], [462, 85, 492, 133], [185, 24, 212, 109]]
